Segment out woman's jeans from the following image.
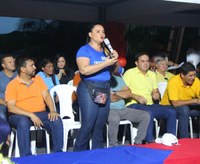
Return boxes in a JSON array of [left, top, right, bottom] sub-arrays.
[[9, 111, 63, 156], [175, 105, 200, 138], [0, 117, 10, 143], [74, 80, 110, 151]]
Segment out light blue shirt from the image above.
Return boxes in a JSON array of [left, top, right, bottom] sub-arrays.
[[37, 71, 60, 90], [110, 75, 126, 110]]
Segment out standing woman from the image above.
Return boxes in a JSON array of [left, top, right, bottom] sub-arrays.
[[54, 53, 75, 84], [74, 23, 118, 151]]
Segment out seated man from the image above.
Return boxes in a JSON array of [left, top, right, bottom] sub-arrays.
[[123, 52, 177, 142], [155, 56, 174, 83], [150, 52, 177, 72], [161, 62, 200, 138], [0, 53, 17, 121], [5, 55, 63, 156], [108, 64, 150, 146]]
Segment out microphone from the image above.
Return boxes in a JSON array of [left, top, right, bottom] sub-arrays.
[[104, 38, 113, 53]]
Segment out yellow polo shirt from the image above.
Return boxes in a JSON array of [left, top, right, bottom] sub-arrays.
[[161, 74, 200, 105], [123, 67, 157, 105], [156, 71, 174, 83]]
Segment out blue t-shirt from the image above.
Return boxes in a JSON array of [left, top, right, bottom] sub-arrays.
[[37, 71, 60, 90], [110, 75, 126, 110], [76, 44, 110, 81], [0, 71, 17, 113], [0, 71, 17, 99]]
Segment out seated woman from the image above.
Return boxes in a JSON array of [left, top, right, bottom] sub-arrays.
[[37, 58, 60, 91], [54, 53, 74, 84]]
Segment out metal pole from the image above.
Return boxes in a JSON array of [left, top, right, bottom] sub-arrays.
[[175, 27, 185, 63]]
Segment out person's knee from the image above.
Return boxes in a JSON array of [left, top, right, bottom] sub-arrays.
[[168, 108, 177, 118], [108, 115, 120, 125], [145, 110, 153, 121], [53, 117, 62, 125], [142, 112, 150, 122], [0, 107, 8, 120], [176, 106, 190, 117], [0, 123, 10, 136], [108, 119, 120, 126], [16, 116, 31, 129]]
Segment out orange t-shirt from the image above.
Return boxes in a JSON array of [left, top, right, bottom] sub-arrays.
[[72, 72, 81, 101], [73, 72, 81, 87], [5, 75, 48, 112]]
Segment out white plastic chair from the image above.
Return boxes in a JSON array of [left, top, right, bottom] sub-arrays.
[[106, 118, 160, 146], [158, 82, 168, 100], [154, 118, 160, 139], [67, 79, 73, 86], [156, 82, 169, 138], [8, 126, 50, 157], [106, 120, 138, 147], [50, 84, 81, 152], [120, 120, 137, 145]]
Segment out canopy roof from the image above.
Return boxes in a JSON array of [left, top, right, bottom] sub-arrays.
[[0, 0, 200, 27]]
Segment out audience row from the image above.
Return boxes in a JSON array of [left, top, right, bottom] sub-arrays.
[[1, 23, 200, 157]]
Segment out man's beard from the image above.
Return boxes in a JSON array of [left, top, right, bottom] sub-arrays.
[[30, 71, 36, 78]]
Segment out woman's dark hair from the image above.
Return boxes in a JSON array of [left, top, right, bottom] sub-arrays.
[[86, 23, 104, 43], [135, 51, 150, 61], [54, 53, 64, 74], [38, 57, 57, 85], [86, 23, 108, 56], [179, 62, 196, 75], [110, 75, 118, 88], [110, 65, 118, 88], [54, 53, 70, 73], [54, 52, 74, 82], [38, 58, 53, 71]]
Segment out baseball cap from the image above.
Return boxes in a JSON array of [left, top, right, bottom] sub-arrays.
[[155, 133, 179, 146]]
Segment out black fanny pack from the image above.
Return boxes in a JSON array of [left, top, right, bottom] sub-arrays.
[[83, 81, 109, 105]]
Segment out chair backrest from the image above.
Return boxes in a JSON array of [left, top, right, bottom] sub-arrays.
[[50, 84, 77, 121], [67, 79, 73, 86], [158, 82, 167, 99]]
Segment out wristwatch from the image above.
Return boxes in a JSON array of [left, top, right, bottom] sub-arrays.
[[112, 91, 117, 95]]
